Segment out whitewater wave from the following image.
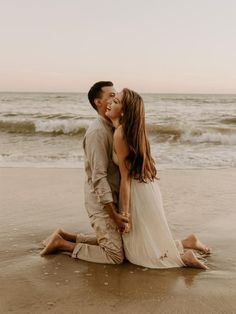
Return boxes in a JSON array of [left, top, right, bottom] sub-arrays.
[[0, 119, 90, 136], [0, 153, 84, 168], [35, 120, 89, 135], [1, 118, 236, 145], [2, 112, 94, 119], [156, 96, 236, 104], [148, 124, 236, 145], [181, 131, 236, 145]]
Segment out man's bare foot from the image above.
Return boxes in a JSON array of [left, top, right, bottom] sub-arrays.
[[182, 250, 209, 270], [42, 228, 64, 247], [40, 233, 63, 256], [182, 234, 211, 255]]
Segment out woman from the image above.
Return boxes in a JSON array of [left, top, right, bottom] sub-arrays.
[[105, 88, 210, 269]]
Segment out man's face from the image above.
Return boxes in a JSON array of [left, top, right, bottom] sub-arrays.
[[97, 86, 116, 117]]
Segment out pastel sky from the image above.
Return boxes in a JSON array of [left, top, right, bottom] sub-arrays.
[[0, 0, 236, 93]]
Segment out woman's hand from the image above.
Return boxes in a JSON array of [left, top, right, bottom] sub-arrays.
[[104, 203, 129, 232], [113, 212, 129, 233], [120, 212, 131, 233], [123, 222, 131, 233]]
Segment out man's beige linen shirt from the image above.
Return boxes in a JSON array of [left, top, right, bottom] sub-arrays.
[[83, 115, 120, 217]]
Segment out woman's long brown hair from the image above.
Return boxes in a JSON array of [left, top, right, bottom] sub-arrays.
[[121, 88, 157, 182]]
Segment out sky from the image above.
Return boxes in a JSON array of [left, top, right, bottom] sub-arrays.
[[0, 0, 236, 93]]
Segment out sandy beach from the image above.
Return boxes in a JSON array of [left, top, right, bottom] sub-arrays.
[[1, 167, 236, 314]]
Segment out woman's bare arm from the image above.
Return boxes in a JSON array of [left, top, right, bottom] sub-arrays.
[[113, 126, 131, 229]]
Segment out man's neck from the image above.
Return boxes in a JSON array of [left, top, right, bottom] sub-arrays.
[[107, 117, 120, 129], [98, 113, 113, 126]]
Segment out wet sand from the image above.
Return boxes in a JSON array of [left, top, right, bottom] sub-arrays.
[[0, 167, 236, 314]]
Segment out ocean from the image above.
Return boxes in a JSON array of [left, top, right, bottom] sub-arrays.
[[0, 92, 235, 169]]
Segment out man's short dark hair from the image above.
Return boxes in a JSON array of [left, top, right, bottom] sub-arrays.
[[88, 81, 113, 110]]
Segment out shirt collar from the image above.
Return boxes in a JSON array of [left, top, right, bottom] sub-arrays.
[[98, 115, 114, 130]]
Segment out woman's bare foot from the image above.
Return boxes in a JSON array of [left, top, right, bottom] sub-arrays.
[[40, 233, 64, 256], [182, 234, 211, 255], [182, 250, 209, 270], [42, 228, 64, 247]]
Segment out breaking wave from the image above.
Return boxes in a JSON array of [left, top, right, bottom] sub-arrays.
[[1, 118, 236, 145], [0, 119, 90, 136], [220, 117, 236, 125]]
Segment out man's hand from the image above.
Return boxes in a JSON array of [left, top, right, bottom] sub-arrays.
[[123, 222, 131, 234], [113, 211, 129, 233], [104, 202, 129, 232]]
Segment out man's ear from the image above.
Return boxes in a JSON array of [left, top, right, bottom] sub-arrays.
[[94, 98, 101, 109]]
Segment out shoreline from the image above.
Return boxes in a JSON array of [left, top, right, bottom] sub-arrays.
[[1, 167, 236, 313], [1, 165, 235, 171]]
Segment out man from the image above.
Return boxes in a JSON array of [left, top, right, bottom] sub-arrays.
[[41, 81, 128, 264]]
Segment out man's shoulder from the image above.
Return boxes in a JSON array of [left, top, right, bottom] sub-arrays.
[[83, 117, 111, 151], [85, 117, 110, 137]]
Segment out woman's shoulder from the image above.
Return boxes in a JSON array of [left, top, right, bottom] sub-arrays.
[[114, 125, 124, 140], [113, 125, 129, 155]]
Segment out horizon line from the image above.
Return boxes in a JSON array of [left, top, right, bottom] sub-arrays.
[[1, 90, 236, 95]]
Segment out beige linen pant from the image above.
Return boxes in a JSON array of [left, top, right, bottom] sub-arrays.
[[72, 212, 124, 264]]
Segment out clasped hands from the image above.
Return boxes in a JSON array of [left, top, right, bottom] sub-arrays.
[[114, 211, 131, 234]]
